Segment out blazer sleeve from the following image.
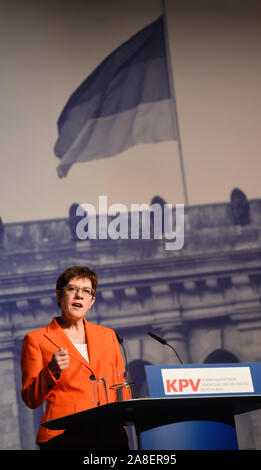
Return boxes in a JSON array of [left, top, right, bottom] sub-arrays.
[[21, 333, 60, 409]]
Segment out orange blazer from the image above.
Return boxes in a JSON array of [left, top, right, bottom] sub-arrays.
[[21, 317, 125, 443]]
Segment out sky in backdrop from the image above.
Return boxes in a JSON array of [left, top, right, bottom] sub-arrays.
[[1, 0, 261, 223]]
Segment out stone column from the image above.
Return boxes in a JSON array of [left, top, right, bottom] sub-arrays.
[[13, 338, 38, 450], [0, 329, 21, 449]]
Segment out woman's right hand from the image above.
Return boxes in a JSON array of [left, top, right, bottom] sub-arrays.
[[48, 348, 69, 379]]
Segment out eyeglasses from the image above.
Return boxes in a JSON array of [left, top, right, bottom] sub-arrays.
[[64, 285, 95, 298]]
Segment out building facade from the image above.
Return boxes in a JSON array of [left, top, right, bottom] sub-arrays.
[[1, 197, 261, 449]]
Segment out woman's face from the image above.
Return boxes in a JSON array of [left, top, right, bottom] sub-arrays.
[[57, 276, 95, 324]]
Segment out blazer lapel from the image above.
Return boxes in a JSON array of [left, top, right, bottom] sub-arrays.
[[44, 317, 95, 374]]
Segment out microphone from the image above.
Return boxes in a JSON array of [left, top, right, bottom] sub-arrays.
[[116, 332, 132, 383], [148, 331, 183, 365]]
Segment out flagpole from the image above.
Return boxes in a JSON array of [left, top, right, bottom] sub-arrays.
[[161, 0, 189, 206]]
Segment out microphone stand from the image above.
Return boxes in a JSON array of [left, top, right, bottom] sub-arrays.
[[116, 332, 132, 383], [148, 331, 183, 365]]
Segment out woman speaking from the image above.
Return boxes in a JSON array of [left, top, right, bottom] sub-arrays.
[[21, 266, 129, 450]]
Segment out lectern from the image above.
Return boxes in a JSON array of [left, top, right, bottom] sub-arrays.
[[42, 363, 261, 450], [141, 362, 261, 449]]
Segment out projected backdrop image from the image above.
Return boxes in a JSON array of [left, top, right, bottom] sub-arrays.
[[0, 0, 261, 450]]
